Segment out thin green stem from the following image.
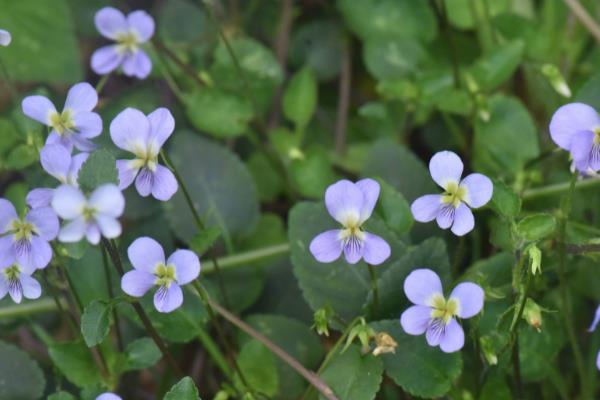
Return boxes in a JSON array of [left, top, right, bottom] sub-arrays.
[[0, 57, 17, 102], [42, 270, 78, 334], [152, 39, 206, 88], [196, 327, 234, 381], [557, 173, 587, 396], [0, 298, 60, 318], [101, 238, 185, 378], [95, 74, 110, 95], [368, 265, 379, 317], [202, 243, 290, 273], [522, 177, 600, 200], [101, 246, 124, 352], [154, 49, 185, 102]]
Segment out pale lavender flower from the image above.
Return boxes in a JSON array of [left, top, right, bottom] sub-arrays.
[[549, 103, 600, 173], [121, 237, 200, 313], [309, 179, 391, 265], [588, 305, 600, 370], [27, 144, 89, 209], [0, 200, 58, 270], [51, 184, 124, 245], [21, 82, 102, 152], [411, 151, 493, 236], [96, 393, 122, 400], [110, 107, 178, 201], [0, 263, 41, 304], [91, 7, 154, 79], [0, 29, 11, 46], [400, 269, 484, 353]]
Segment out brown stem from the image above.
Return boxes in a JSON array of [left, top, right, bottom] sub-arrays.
[[101, 238, 185, 378], [207, 297, 338, 400], [565, 243, 600, 253], [563, 0, 600, 43], [335, 40, 351, 154]]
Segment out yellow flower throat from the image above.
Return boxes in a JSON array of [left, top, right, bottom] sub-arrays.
[[441, 181, 467, 208], [430, 294, 459, 325]]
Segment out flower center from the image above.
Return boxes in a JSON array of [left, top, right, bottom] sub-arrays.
[[154, 263, 177, 288], [131, 144, 158, 172], [82, 207, 97, 222], [116, 31, 139, 53], [10, 219, 35, 241], [3, 264, 21, 282], [49, 109, 75, 135], [441, 181, 467, 208], [430, 294, 459, 325]]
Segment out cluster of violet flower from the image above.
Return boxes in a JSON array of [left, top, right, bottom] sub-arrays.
[[0, 8, 198, 318]]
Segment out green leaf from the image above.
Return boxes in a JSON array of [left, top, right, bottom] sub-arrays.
[[337, 0, 437, 42], [575, 72, 600, 110], [0, 0, 83, 82], [320, 345, 383, 400], [5, 144, 38, 170], [444, 0, 510, 29], [0, 340, 45, 400], [165, 132, 259, 243], [81, 300, 112, 347], [489, 179, 521, 219], [519, 314, 565, 381], [48, 391, 76, 400], [247, 152, 283, 202], [517, 213, 557, 241], [473, 95, 539, 178], [290, 147, 337, 199], [5, 182, 29, 215], [370, 320, 462, 398], [236, 340, 279, 396], [164, 377, 201, 400], [184, 89, 254, 138], [363, 139, 436, 202], [363, 38, 426, 80], [470, 41, 525, 91], [241, 315, 324, 399], [123, 338, 161, 372], [190, 227, 222, 256], [78, 149, 119, 194], [375, 180, 413, 236], [48, 341, 104, 388], [283, 68, 318, 129]]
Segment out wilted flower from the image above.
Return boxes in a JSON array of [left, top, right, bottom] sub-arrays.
[[309, 179, 391, 265], [51, 184, 124, 245], [411, 151, 493, 236], [0, 29, 11, 46], [121, 237, 200, 313], [0, 199, 58, 270], [91, 7, 154, 79], [21, 82, 102, 152], [372, 332, 398, 356], [588, 305, 600, 370], [27, 144, 89, 209], [0, 263, 41, 304], [110, 107, 178, 201], [522, 298, 543, 332], [400, 269, 484, 353], [549, 103, 600, 173]]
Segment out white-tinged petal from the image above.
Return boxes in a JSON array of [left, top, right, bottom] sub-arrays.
[[52, 185, 86, 220], [89, 184, 125, 218], [429, 151, 463, 190]]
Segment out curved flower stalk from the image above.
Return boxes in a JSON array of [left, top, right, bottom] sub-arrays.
[[91, 7, 155, 79], [550, 103, 600, 173], [21, 82, 102, 152], [110, 107, 178, 201], [51, 184, 125, 245], [0, 199, 58, 270], [27, 144, 89, 209], [0, 262, 41, 304], [400, 269, 484, 353], [411, 151, 493, 236], [588, 305, 600, 370], [121, 237, 200, 313], [309, 179, 391, 265], [0, 29, 11, 46]]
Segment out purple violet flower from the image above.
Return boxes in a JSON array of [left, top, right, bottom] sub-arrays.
[[27, 144, 89, 209], [91, 7, 154, 79], [588, 305, 600, 370], [110, 107, 178, 201], [0, 29, 11, 46], [411, 151, 493, 236], [51, 184, 125, 245], [549, 102, 600, 173], [0, 262, 41, 304], [309, 179, 391, 265], [121, 237, 200, 313], [22, 82, 102, 152], [0, 199, 58, 270], [96, 393, 122, 400], [400, 269, 484, 353]]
